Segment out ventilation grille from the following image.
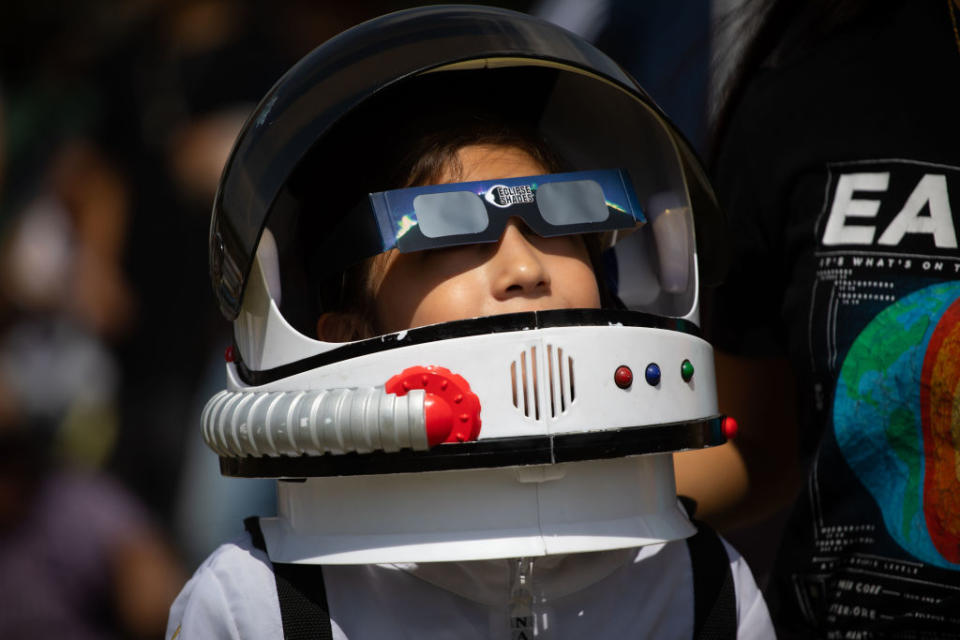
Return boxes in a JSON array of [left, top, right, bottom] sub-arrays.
[[510, 344, 575, 419]]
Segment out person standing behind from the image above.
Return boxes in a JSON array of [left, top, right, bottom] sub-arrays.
[[674, 0, 960, 637]]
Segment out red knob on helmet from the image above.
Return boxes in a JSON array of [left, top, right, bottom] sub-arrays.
[[385, 365, 482, 446]]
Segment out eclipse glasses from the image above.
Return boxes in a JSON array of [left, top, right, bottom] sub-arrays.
[[369, 168, 645, 254]]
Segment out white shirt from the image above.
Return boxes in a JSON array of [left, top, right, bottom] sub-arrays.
[[167, 533, 774, 639]]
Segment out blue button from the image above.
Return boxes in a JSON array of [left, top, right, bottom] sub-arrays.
[[645, 363, 661, 386]]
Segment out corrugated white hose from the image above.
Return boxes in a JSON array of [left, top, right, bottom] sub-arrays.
[[201, 387, 428, 457]]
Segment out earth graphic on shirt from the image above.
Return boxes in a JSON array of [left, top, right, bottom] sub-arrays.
[[834, 281, 960, 570]]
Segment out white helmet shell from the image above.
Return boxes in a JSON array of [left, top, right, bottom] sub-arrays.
[[204, 5, 730, 563]]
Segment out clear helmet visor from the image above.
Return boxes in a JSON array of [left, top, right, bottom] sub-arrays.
[[213, 46, 723, 344]]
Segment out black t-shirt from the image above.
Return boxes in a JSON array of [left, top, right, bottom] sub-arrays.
[[710, 2, 960, 637]]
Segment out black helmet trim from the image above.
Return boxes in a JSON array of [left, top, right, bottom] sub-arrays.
[[219, 414, 727, 478], [210, 5, 712, 320], [233, 308, 702, 387]]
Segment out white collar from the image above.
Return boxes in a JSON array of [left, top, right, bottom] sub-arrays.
[[380, 544, 664, 606]]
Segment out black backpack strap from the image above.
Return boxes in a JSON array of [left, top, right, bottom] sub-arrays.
[[244, 517, 334, 640], [244, 516, 268, 551], [686, 519, 737, 640]]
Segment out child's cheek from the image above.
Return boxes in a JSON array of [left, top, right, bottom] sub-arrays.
[[373, 254, 482, 331], [404, 271, 491, 327]]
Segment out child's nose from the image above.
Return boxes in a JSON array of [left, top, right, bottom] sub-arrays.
[[489, 220, 549, 298]]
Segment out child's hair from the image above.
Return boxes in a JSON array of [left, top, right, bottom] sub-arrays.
[[392, 118, 567, 190]]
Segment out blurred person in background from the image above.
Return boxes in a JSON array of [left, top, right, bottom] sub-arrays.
[[0, 388, 185, 639], [94, 0, 296, 562], [0, 0, 296, 540], [0, 77, 184, 640], [0, 0, 155, 488], [674, 0, 960, 637]]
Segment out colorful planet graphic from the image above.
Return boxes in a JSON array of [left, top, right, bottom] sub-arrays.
[[834, 282, 960, 570]]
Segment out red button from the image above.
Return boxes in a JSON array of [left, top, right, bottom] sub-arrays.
[[614, 365, 633, 389]]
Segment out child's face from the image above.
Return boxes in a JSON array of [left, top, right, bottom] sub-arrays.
[[372, 144, 601, 334]]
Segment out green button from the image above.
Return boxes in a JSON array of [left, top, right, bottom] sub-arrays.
[[681, 359, 694, 382]]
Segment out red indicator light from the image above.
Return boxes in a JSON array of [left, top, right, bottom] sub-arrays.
[[614, 365, 633, 389], [224, 345, 235, 362], [722, 416, 739, 439]]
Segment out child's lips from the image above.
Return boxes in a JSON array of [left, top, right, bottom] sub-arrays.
[[492, 298, 598, 315]]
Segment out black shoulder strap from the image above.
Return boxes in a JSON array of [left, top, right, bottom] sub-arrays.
[[685, 519, 737, 640], [244, 517, 334, 640]]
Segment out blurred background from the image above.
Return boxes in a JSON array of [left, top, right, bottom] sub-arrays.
[[0, 0, 745, 637]]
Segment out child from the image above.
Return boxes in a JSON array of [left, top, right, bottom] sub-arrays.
[[170, 6, 774, 639]]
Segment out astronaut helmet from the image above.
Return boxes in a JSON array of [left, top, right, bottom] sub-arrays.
[[203, 5, 731, 564]]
